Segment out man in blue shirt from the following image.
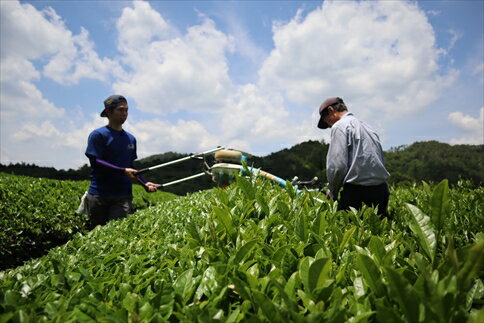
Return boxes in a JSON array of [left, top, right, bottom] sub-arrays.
[[317, 97, 390, 217], [85, 95, 159, 229]]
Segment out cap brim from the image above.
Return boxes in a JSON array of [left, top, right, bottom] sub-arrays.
[[100, 109, 107, 117], [317, 115, 329, 129]]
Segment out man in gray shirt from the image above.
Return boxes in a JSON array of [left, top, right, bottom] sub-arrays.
[[317, 97, 390, 217]]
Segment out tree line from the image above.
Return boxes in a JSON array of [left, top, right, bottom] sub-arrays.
[[1, 140, 482, 194]]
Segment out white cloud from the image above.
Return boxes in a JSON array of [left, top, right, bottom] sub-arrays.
[[473, 62, 484, 84], [117, 0, 171, 53], [43, 27, 123, 85], [0, 1, 68, 60], [0, 57, 64, 119], [426, 10, 440, 17], [1, 0, 473, 169], [2, 112, 106, 168], [57, 115, 106, 150], [126, 118, 219, 158], [258, 0, 456, 123], [475, 63, 484, 75], [222, 84, 287, 139], [0, 0, 121, 168], [0, 1, 67, 124], [221, 10, 267, 64], [448, 108, 484, 144], [0, 0, 118, 85], [114, 1, 234, 115], [11, 120, 63, 141], [446, 29, 462, 52]]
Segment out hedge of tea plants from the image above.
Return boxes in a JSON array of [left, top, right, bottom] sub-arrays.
[[0, 173, 176, 270], [0, 173, 483, 322]]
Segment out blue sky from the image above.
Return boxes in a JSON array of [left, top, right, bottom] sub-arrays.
[[1, 0, 482, 170]]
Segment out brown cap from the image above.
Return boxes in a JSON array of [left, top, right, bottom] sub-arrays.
[[317, 97, 341, 129], [101, 95, 127, 117]]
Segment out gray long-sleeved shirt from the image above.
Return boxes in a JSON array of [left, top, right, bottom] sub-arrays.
[[326, 112, 390, 199]]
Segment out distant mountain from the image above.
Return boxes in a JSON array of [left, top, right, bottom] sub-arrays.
[[1, 140, 482, 195], [384, 141, 484, 186], [248, 141, 328, 187]]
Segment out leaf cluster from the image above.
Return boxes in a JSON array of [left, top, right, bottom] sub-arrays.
[[1, 174, 482, 322], [0, 173, 175, 270]]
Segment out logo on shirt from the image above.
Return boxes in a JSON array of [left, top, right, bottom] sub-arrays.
[[127, 144, 135, 150]]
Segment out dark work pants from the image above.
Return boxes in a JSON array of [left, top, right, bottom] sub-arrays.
[[86, 194, 133, 230], [338, 182, 390, 217]]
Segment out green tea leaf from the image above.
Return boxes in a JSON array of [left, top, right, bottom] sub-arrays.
[[3, 290, 21, 307], [213, 206, 237, 243], [226, 308, 241, 323], [375, 298, 405, 323], [406, 203, 436, 262], [295, 212, 308, 242], [338, 226, 356, 253], [312, 210, 327, 236], [430, 179, 450, 233], [276, 201, 290, 219], [356, 254, 385, 298], [234, 239, 258, 264], [299, 257, 311, 293], [253, 290, 282, 321], [383, 267, 420, 323], [308, 258, 332, 293], [255, 192, 270, 216], [284, 272, 300, 301], [139, 301, 154, 320], [466, 279, 484, 311], [237, 175, 255, 200], [458, 240, 484, 289], [195, 266, 217, 300], [122, 292, 138, 313], [186, 222, 202, 244], [72, 308, 96, 322], [174, 269, 194, 301], [368, 236, 386, 264]]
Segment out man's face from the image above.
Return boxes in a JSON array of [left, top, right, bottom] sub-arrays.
[[107, 102, 128, 124], [323, 106, 338, 128]]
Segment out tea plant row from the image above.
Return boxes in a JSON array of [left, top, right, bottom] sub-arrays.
[[0, 173, 482, 322], [0, 173, 175, 270]]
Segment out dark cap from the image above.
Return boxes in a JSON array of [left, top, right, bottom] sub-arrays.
[[101, 95, 127, 117], [317, 97, 341, 129]]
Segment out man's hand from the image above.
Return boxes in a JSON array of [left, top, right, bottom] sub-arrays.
[[145, 182, 159, 192], [125, 168, 138, 180]]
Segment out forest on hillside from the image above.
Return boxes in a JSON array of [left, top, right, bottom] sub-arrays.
[[1, 140, 482, 195]]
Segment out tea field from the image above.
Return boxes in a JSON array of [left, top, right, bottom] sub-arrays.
[[0, 172, 483, 322], [0, 173, 176, 270]]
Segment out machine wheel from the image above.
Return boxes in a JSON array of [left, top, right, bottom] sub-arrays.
[[215, 150, 242, 164]]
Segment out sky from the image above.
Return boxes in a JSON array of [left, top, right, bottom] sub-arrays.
[[1, 0, 483, 170]]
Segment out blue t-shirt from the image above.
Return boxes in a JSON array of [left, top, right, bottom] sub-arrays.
[[85, 126, 137, 196]]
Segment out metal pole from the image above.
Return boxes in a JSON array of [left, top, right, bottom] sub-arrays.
[[138, 146, 225, 174], [247, 166, 302, 195], [157, 172, 207, 188]]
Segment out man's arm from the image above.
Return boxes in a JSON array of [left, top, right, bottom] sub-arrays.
[[326, 127, 348, 199], [92, 157, 138, 180], [134, 173, 159, 192]]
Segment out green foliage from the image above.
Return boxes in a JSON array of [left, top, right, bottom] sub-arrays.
[[2, 140, 482, 193], [406, 203, 437, 262], [385, 141, 483, 186], [1, 173, 482, 322], [0, 174, 89, 270], [0, 173, 175, 270]]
